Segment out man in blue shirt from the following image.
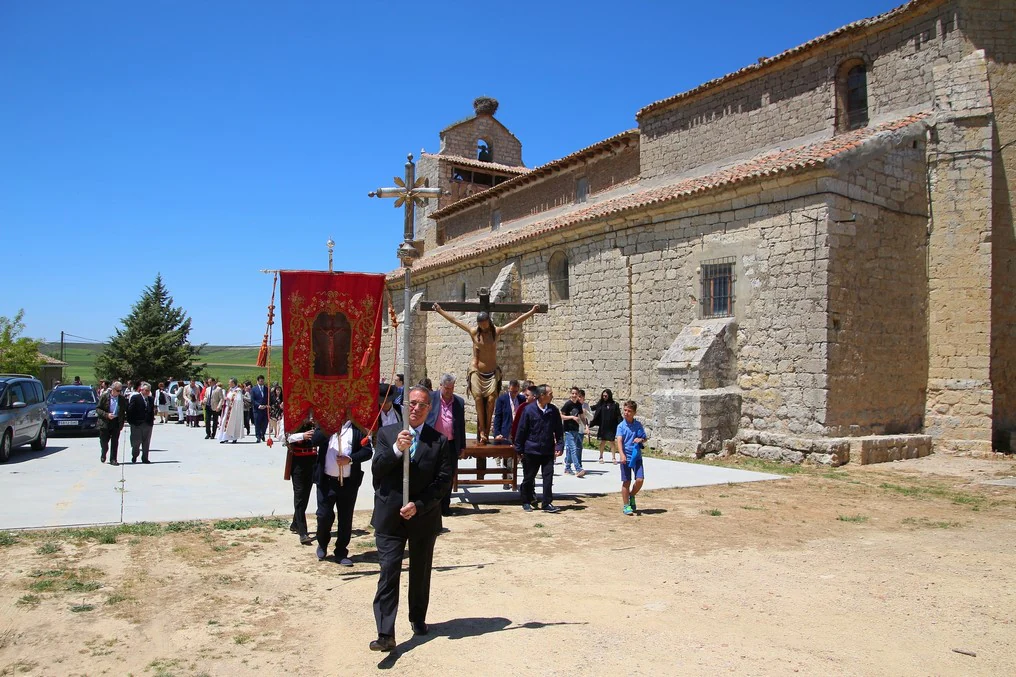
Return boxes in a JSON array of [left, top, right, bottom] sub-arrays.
[[513, 384, 564, 513], [615, 399, 647, 516]]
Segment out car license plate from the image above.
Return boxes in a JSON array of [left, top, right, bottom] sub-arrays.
[[58, 420, 78, 426]]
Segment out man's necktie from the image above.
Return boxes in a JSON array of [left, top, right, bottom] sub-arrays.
[[409, 429, 418, 460]]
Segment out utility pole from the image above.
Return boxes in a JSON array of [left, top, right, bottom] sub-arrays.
[[60, 331, 65, 362]]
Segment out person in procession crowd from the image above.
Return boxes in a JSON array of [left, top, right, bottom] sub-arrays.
[[217, 378, 245, 444], [174, 380, 186, 424], [268, 383, 283, 438], [126, 382, 155, 464], [185, 379, 201, 427], [379, 383, 402, 427], [393, 373, 405, 407], [251, 375, 270, 443], [155, 381, 170, 424], [513, 384, 564, 513], [510, 383, 538, 442], [616, 400, 648, 516], [426, 373, 465, 516], [560, 386, 587, 477], [590, 388, 622, 463], [286, 413, 321, 545], [369, 385, 455, 652], [72, 376, 82, 386], [96, 381, 127, 465], [417, 377, 432, 391], [315, 417, 373, 565], [204, 378, 223, 439], [97, 379, 109, 396], [492, 379, 525, 444]]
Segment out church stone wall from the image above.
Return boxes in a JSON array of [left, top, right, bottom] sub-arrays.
[[439, 116, 523, 167], [824, 142, 930, 436], [639, 0, 965, 179]]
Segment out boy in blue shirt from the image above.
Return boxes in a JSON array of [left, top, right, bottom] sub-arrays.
[[615, 400, 647, 516]]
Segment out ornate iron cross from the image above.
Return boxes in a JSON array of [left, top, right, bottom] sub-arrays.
[[369, 153, 443, 265]]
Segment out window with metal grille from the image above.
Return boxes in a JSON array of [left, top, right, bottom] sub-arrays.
[[575, 176, 588, 204], [700, 258, 734, 318]]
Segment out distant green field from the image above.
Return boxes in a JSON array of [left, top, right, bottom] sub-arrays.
[[39, 343, 284, 385]]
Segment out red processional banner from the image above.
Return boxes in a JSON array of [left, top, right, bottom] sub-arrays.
[[280, 271, 386, 436]]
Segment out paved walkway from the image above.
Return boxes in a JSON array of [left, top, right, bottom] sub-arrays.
[[2, 423, 783, 530]]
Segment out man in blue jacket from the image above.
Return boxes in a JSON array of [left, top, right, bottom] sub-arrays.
[[492, 379, 525, 443], [250, 375, 270, 443], [513, 384, 564, 513]]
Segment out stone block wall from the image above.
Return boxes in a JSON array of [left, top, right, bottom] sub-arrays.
[[439, 116, 523, 167], [924, 49, 996, 453], [639, 0, 965, 179], [824, 133, 931, 435]]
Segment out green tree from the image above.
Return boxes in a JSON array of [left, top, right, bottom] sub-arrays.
[[0, 310, 43, 375], [95, 274, 205, 384]]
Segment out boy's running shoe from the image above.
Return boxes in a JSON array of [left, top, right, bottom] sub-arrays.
[[629, 496, 637, 511], [622, 505, 634, 516]]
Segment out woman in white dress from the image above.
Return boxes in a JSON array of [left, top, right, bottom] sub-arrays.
[[217, 378, 246, 443]]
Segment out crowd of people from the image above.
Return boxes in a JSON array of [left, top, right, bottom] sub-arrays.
[[92, 375, 283, 465], [88, 366, 647, 654]]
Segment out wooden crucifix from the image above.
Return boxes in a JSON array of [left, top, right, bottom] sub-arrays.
[[421, 287, 547, 445]]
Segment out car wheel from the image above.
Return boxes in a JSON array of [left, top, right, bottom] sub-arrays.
[[0, 430, 11, 463], [31, 423, 48, 451]]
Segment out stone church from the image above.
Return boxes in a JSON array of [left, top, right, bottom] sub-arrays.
[[379, 0, 1014, 464]]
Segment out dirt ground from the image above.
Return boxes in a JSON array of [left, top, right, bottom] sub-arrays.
[[2, 455, 1015, 677]]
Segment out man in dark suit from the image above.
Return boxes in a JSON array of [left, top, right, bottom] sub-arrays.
[[369, 385, 455, 652], [126, 382, 156, 464], [96, 381, 127, 465], [513, 384, 564, 513], [492, 379, 525, 443], [314, 419, 373, 566], [426, 373, 465, 515], [251, 375, 269, 442]]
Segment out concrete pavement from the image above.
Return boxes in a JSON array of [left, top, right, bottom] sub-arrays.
[[1, 422, 783, 530]]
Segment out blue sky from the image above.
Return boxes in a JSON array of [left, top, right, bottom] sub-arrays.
[[1, 0, 901, 345]]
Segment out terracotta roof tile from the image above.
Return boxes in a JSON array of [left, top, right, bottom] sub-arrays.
[[421, 153, 530, 175], [637, 0, 937, 120], [389, 113, 929, 282], [429, 129, 639, 219]]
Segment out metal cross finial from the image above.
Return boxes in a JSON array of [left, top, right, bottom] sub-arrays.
[[327, 237, 335, 272], [369, 153, 444, 266]]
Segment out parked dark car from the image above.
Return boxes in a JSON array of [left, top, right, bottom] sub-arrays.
[[0, 374, 49, 462], [46, 385, 100, 435]]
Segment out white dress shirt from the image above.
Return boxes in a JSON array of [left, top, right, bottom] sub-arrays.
[[325, 421, 354, 478]]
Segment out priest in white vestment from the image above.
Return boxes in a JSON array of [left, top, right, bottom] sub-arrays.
[[218, 378, 246, 443]]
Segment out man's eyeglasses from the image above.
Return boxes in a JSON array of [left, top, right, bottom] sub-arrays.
[[407, 401, 429, 409]]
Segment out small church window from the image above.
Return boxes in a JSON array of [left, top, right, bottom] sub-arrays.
[[700, 257, 735, 318], [549, 251, 570, 303], [477, 139, 493, 162], [575, 177, 589, 204], [459, 282, 467, 302], [836, 59, 869, 132], [492, 209, 502, 230]]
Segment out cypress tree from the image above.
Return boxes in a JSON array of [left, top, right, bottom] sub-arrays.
[[95, 274, 204, 384]]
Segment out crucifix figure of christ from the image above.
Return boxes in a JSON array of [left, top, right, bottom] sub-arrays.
[[421, 289, 547, 445]]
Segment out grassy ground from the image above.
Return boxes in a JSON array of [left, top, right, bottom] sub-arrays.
[[39, 343, 283, 384]]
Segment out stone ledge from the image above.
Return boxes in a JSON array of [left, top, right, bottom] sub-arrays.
[[734, 430, 933, 466]]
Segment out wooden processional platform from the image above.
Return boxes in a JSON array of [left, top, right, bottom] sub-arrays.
[[453, 440, 519, 492]]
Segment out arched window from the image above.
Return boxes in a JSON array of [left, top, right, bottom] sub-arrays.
[[549, 251, 569, 303], [477, 138, 493, 162], [836, 59, 869, 132]]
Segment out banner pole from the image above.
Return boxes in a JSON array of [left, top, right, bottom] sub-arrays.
[[402, 267, 411, 501]]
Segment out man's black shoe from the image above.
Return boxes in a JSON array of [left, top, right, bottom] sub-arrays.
[[109, 460, 118, 466], [410, 621, 428, 636], [522, 503, 533, 512], [542, 504, 561, 514], [100, 456, 106, 464], [142, 459, 151, 464], [204, 435, 210, 439], [131, 456, 138, 463], [369, 635, 396, 652], [289, 525, 299, 534], [299, 533, 314, 545]]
